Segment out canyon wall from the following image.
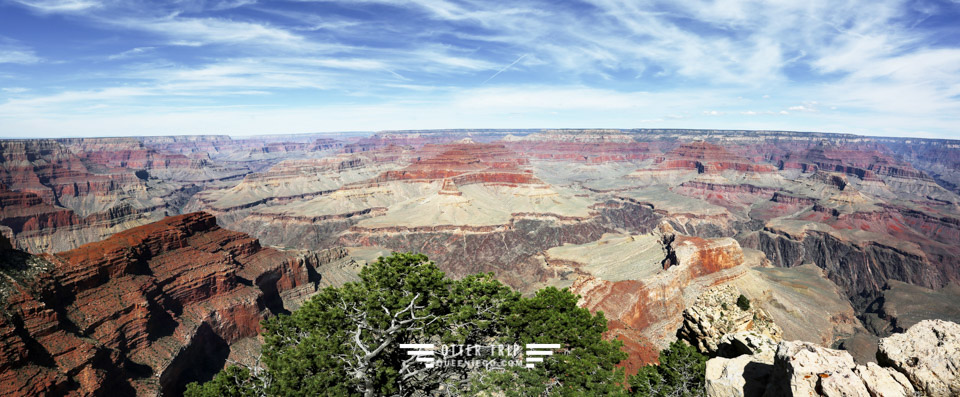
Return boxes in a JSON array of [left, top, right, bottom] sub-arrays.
[[0, 212, 325, 396]]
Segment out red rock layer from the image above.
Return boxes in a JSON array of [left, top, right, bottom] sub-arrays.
[[0, 185, 80, 233], [373, 143, 541, 185], [653, 141, 777, 173], [571, 235, 745, 374], [0, 212, 321, 396], [673, 182, 779, 209], [775, 144, 929, 181], [505, 141, 654, 162], [0, 183, 169, 253]]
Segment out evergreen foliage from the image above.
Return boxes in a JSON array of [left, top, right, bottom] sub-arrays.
[[186, 252, 628, 396], [628, 340, 707, 396], [736, 294, 751, 311]]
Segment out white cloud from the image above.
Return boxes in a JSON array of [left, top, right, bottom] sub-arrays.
[[106, 47, 154, 61], [0, 49, 40, 64], [11, 0, 99, 12], [0, 40, 41, 64], [110, 15, 311, 50]]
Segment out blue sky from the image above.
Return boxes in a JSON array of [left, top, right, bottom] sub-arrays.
[[1, 0, 959, 138]]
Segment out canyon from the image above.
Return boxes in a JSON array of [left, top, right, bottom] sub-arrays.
[[1, 129, 959, 394]]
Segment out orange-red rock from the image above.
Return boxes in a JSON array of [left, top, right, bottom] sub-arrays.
[[654, 142, 777, 174], [373, 143, 541, 185], [0, 212, 323, 396], [571, 234, 746, 373]]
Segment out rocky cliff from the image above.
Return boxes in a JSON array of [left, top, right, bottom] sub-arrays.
[[0, 212, 324, 396], [569, 227, 749, 373], [682, 287, 960, 397]]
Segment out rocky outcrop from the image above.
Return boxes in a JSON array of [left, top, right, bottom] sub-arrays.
[[571, 226, 749, 373], [0, 212, 322, 396], [701, 318, 960, 397], [678, 285, 782, 355], [706, 333, 919, 397], [878, 319, 960, 396], [677, 279, 947, 397], [855, 362, 916, 397], [763, 341, 872, 397]]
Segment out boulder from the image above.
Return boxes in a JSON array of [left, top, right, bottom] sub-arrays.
[[878, 319, 960, 397], [854, 362, 914, 397], [763, 341, 870, 397], [706, 355, 773, 397], [718, 331, 779, 358]]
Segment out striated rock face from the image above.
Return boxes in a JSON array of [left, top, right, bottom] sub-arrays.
[[653, 141, 777, 174], [0, 139, 233, 253], [0, 134, 345, 254], [570, 227, 749, 373], [0, 212, 322, 396], [373, 143, 540, 185], [784, 144, 929, 181], [878, 319, 960, 397]]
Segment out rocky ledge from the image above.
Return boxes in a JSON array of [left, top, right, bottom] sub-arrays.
[[684, 287, 960, 397]]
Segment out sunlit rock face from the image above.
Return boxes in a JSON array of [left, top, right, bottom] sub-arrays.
[[0, 212, 328, 396]]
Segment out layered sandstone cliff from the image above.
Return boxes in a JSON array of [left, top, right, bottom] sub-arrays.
[[0, 212, 324, 396]]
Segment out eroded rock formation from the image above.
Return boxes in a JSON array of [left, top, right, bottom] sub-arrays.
[[677, 285, 782, 355], [0, 212, 325, 396], [696, 313, 958, 397]]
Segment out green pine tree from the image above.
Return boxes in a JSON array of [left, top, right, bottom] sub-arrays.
[[629, 340, 707, 396], [186, 252, 629, 396]]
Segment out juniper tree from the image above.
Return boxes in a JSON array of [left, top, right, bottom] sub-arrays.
[[187, 252, 628, 396]]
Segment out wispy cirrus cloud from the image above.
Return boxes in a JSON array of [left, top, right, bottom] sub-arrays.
[[107, 15, 312, 50], [0, 48, 40, 64], [106, 46, 154, 61], [0, 38, 41, 64], [10, 0, 100, 12]]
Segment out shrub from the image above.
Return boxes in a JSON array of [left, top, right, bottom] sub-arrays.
[[736, 294, 751, 311], [629, 340, 707, 396]]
